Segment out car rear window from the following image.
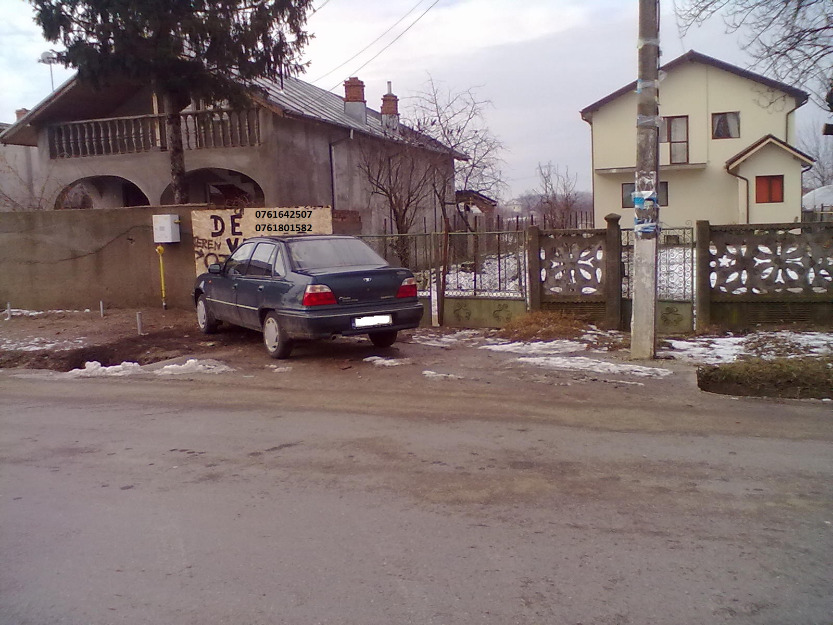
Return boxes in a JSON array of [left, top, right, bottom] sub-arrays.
[[287, 238, 388, 271]]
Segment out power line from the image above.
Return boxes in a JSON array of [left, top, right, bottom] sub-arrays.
[[311, 0, 333, 15], [324, 0, 441, 94], [312, 0, 432, 85]]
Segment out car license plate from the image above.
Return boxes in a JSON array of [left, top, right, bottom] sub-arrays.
[[353, 314, 393, 329]]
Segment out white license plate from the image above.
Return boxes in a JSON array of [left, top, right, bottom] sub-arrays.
[[353, 314, 393, 329]]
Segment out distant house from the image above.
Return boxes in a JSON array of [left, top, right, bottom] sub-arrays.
[[0, 75, 456, 234], [580, 51, 814, 228]]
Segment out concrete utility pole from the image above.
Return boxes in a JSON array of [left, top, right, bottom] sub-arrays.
[[631, 0, 661, 359]]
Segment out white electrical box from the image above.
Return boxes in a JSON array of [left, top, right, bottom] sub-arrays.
[[153, 214, 181, 243]]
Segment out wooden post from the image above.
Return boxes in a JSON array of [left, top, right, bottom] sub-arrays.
[[526, 225, 541, 312], [604, 213, 623, 330], [695, 220, 711, 333]]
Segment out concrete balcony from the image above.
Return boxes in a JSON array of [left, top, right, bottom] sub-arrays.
[[47, 109, 261, 159]]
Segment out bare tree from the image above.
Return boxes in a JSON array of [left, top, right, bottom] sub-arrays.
[[358, 137, 440, 265], [676, 0, 832, 107], [0, 152, 70, 211], [800, 120, 833, 190], [407, 77, 505, 226], [535, 162, 580, 229]]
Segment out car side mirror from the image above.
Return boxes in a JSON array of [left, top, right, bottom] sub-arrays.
[[208, 263, 222, 275]]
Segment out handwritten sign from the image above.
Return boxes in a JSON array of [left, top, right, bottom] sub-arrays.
[[191, 206, 332, 274]]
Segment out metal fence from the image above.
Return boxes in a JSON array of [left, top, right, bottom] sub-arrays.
[[622, 227, 695, 300], [359, 231, 527, 299], [442, 231, 527, 299]]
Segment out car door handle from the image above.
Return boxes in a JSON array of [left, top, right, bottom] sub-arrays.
[[232, 284, 237, 290], [257, 286, 265, 292]]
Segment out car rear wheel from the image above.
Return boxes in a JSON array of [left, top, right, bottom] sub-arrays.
[[263, 312, 293, 359], [196, 294, 219, 334], [369, 330, 398, 348]]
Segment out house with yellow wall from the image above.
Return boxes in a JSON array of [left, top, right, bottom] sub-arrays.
[[580, 51, 814, 228]]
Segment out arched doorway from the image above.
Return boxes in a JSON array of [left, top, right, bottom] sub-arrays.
[[160, 168, 265, 207], [54, 176, 149, 210]]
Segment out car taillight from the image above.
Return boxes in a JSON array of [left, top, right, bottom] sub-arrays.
[[396, 277, 418, 299], [303, 284, 337, 306]]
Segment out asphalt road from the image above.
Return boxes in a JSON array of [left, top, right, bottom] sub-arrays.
[[1, 359, 832, 625]]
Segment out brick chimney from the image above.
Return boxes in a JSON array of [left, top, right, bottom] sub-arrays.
[[343, 77, 366, 124], [381, 81, 399, 134], [15, 108, 29, 120]]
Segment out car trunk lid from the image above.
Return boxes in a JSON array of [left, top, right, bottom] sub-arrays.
[[305, 266, 409, 305]]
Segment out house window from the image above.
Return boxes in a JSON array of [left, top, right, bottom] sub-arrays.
[[622, 182, 669, 208], [712, 112, 740, 139], [660, 116, 689, 164], [755, 175, 784, 203]]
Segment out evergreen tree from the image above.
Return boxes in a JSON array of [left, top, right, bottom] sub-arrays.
[[30, 0, 314, 202]]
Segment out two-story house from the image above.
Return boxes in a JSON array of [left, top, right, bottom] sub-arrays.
[[580, 51, 814, 228], [0, 75, 456, 234]]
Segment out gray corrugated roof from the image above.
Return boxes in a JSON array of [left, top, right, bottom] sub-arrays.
[[254, 75, 389, 138]]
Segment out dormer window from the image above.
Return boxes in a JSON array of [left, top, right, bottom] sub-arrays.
[[712, 112, 740, 139]]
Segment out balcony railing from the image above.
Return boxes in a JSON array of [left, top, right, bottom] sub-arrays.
[[47, 109, 261, 159]]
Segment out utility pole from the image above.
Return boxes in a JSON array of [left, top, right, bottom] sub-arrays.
[[631, 0, 661, 359]]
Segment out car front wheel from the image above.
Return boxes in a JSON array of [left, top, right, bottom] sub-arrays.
[[369, 330, 398, 348], [263, 312, 293, 359], [196, 294, 219, 334]]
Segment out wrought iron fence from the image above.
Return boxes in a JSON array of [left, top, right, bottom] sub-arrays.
[[359, 231, 527, 299], [622, 227, 695, 300], [443, 231, 527, 299]]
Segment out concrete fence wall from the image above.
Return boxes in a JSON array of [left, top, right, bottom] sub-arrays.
[[0, 206, 207, 311]]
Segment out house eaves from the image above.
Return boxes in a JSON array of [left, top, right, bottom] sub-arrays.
[[725, 134, 814, 171], [579, 50, 810, 123], [0, 74, 145, 146], [1, 71, 465, 160]]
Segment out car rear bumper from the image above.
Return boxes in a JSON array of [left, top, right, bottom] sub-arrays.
[[279, 301, 424, 339]]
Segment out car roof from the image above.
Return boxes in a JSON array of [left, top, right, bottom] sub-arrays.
[[244, 234, 360, 244]]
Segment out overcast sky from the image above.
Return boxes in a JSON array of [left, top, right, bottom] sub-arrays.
[[0, 0, 826, 199]]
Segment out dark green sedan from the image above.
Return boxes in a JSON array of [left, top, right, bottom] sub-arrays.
[[193, 235, 424, 359]]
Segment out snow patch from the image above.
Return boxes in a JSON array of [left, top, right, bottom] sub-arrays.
[[662, 331, 833, 364], [66, 361, 143, 378], [1, 336, 87, 351], [155, 359, 234, 375], [481, 339, 584, 355], [422, 370, 464, 380], [364, 356, 412, 367], [518, 356, 673, 378]]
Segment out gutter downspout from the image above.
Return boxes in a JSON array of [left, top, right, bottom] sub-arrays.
[[726, 164, 750, 223], [329, 129, 353, 211]]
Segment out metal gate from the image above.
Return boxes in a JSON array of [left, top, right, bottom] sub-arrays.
[[622, 227, 695, 332]]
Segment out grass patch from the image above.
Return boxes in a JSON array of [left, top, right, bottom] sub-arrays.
[[697, 356, 833, 400], [496, 311, 589, 342]]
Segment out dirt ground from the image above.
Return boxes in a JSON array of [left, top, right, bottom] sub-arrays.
[[3, 309, 832, 624], [2, 307, 831, 442]]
